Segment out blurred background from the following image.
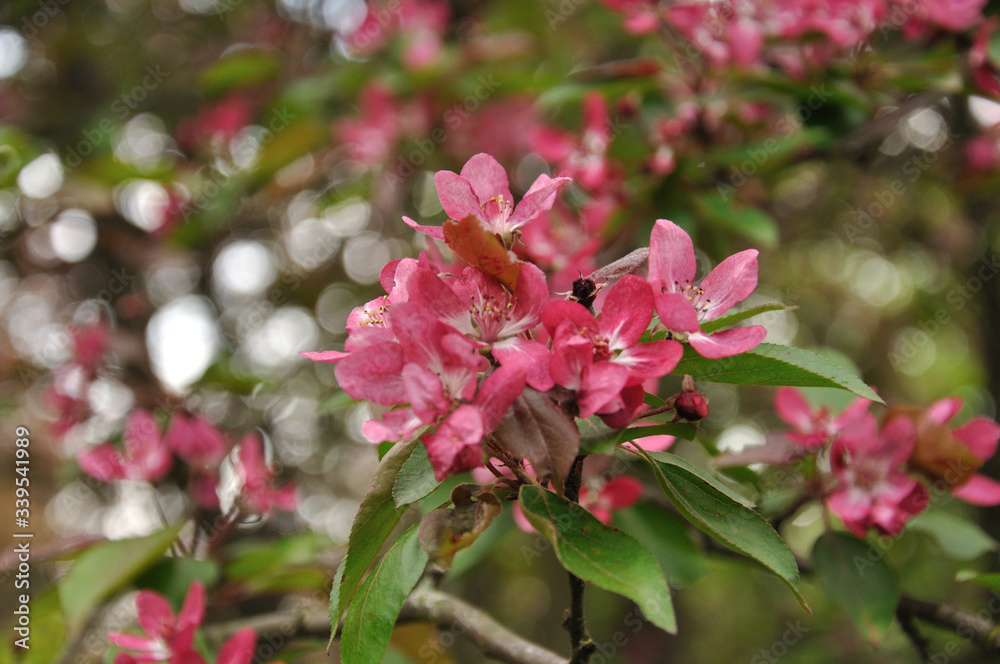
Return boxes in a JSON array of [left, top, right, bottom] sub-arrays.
[[2, 0, 1000, 661]]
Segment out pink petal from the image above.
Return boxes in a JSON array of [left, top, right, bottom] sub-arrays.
[[698, 249, 759, 321], [135, 591, 174, 638], [953, 417, 1000, 462], [614, 338, 683, 380], [334, 342, 406, 405], [402, 215, 446, 241], [299, 350, 348, 363], [774, 387, 815, 432], [600, 275, 654, 348], [953, 474, 1000, 506], [582, 91, 610, 142], [648, 219, 697, 296], [361, 408, 422, 443], [108, 632, 158, 651], [881, 416, 917, 466], [653, 292, 701, 333], [601, 476, 644, 509], [832, 413, 881, 465], [529, 126, 576, 162], [598, 383, 646, 428], [507, 174, 571, 229], [491, 338, 552, 392], [403, 265, 471, 335], [433, 170, 483, 223], [77, 445, 126, 482], [542, 299, 598, 339], [728, 20, 764, 67], [403, 363, 447, 422], [548, 332, 593, 390], [503, 262, 549, 337], [459, 153, 513, 204], [826, 487, 872, 525], [474, 363, 527, 431], [687, 326, 766, 359], [176, 582, 205, 635], [237, 434, 268, 486], [926, 396, 963, 425], [423, 405, 485, 481], [833, 396, 873, 431], [217, 630, 256, 664], [578, 362, 629, 417]]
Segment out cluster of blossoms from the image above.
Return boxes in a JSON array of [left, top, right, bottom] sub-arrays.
[[768, 387, 1000, 536], [46, 322, 108, 436], [76, 409, 297, 518], [109, 582, 276, 664], [304, 153, 765, 481], [601, 0, 987, 76]]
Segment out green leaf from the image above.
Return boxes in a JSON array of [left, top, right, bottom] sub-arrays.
[[700, 303, 788, 334], [58, 522, 182, 634], [632, 446, 808, 611], [518, 485, 677, 633], [615, 504, 707, 587], [692, 193, 779, 247], [648, 451, 755, 508], [328, 557, 347, 652], [198, 50, 280, 96], [133, 558, 220, 608], [393, 444, 440, 508], [577, 416, 697, 455], [812, 532, 900, 643], [672, 343, 882, 404], [907, 510, 998, 561], [6, 587, 66, 663], [336, 439, 421, 624], [340, 525, 429, 664], [989, 29, 1000, 70], [956, 571, 1000, 591]]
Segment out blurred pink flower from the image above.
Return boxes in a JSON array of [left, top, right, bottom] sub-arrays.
[[235, 433, 297, 517], [110, 582, 205, 663], [774, 386, 872, 448], [827, 414, 928, 537], [164, 412, 230, 469], [78, 410, 172, 483]]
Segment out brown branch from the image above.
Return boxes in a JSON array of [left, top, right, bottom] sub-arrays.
[[400, 586, 570, 664], [563, 456, 596, 664], [897, 595, 1000, 653]]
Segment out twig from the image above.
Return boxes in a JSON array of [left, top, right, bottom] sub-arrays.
[[563, 457, 596, 664], [401, 586, 570, 664], [897, 595, 1000, 653]]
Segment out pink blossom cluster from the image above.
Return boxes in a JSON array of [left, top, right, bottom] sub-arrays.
[[600, 0, 987, 74], [772, 387, 1000, 537], [77, 410, 296, 518], [304, 153, 766, 481], [110, 582, 278, 664], [47, 322, 108, 436], [341, 0, 450, 70]]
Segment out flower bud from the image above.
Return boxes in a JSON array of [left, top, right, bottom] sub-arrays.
[[673, 376, 708, 421]]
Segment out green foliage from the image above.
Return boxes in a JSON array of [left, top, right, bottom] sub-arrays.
[[518, 484, 677, 634]]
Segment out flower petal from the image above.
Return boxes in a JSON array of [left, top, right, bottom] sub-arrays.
[[334, 342, 407, 405], [176, 582, 206, 635], [615, 338, 683, 380], [216, 630, 257, 664], [423, 405, 485, 481], [507, 174, 571, 229], [402, 215, 446, 241], [653, 292, 701, 333], [578, 362, 629, 418], [698, 249, 759, 320], [774, 387, 814, 432], [503, 262, 549, 337], [459, 153, 513, 204], [953, 473, 1000, 506], [688, 325, 766, 359], [648, 219, 697, 295], [433, 170, 483, 222], [542, 299, 597, 339], [474, 363, 527, 431], [953, 417, 1000, 462], [600, 275, 653, 348], [601, 476, 644, 509], [299, 350, 348, 363], [135, 591, 174, 639], [926, 396, 964, 425], [491, 338, 552, 392], [77, 444, 126, 482]]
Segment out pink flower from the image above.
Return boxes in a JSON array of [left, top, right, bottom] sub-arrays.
[[544, 275, 683, 419], [530, 92, 623, 194], [422, 405, 486, 481], [176, 95, 254, 154], [78, 410, 172, 483], [774, 386, 872, 448], [905, 397, 1000, 506], [402, 260, 553, 391], [827, 414, 928, 537], [580, 475, 644, 524], [110, 583, 205, 663], [597, 0, 662, 34], [404, 153, 570, 248], [338, 83, 401, 166], [647, 219, 767, 359], [969, 18, 1000, 97], [965, 135, 1000, 172], [164, 413, 230, 469], [235, 433, 297, 517], [71, 322, 108, 373]]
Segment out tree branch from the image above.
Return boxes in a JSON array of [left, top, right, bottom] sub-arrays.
[[400, 586, 570, 664], [563, 456, 596, 664], [897, 595, 1000, 652]]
